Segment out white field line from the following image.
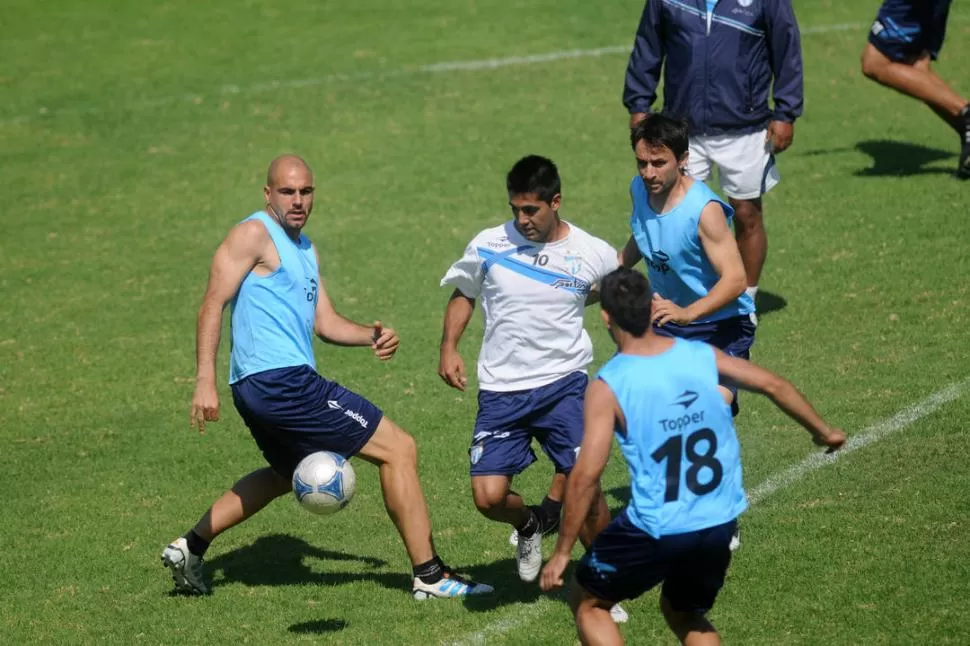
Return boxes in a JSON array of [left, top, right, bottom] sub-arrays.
[[445, 376, 970, 646], [0, 20, 872, 127], [747, 376, 970, 504]]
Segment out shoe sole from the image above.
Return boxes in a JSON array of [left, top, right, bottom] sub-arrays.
[[412, 587, 492, 600]]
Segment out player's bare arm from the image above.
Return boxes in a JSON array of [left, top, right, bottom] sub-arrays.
[[438, 288, 475, 391], [714, 348, 846, 451], [540, 378, 619, 592], [654, 201, 745, 324], [618, 235, 643, 268], [191, 220, 269, 433]]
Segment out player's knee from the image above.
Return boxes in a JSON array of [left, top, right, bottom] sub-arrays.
[[732, 200, 763, 230], [470, 480, 507, 513], [861, 45, 887, 81], [374, 419, 418, 469], [392, 429, 419, 468]]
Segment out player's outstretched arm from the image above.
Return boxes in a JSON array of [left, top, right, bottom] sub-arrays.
[[438, 289, 475, 391], [192, 220, 266, 433], [714, 349, 846, 451], [540, 379, 618, 592]]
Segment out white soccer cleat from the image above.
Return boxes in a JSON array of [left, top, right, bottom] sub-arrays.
[[412, 570, 493, 600], [610, 603, 629, 624], [509, 529, 518, 546], [161, 537, 209, 595], [516, 531, 543, 582]]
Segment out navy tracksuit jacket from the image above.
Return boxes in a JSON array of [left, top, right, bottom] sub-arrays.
[[623, 0, 804, 136]]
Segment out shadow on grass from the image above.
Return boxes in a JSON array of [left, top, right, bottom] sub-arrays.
[[455, 555, 570, 612], [755, 290, 787, 319], [288, 619, 348, 634], [206, 533, 411, 592], [853, 139, 956, 177]]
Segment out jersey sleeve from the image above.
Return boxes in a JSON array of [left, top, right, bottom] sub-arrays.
[[592, 238, 620, 282], [440, 240, 485, 299]]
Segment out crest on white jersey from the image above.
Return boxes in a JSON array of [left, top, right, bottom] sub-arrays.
[[564, 253, 583, 275]]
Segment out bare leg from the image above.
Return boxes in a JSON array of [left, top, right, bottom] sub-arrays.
[[192, 467, 291, 542], [914, 57, 966, 135], [861, 45, 967, 120], [660, 595, 721, 646], [729, 197, 766, 288], [571, 583, 624, 646], [546, 471, 567, 502], [356, 416, 436, 566], [471, 475, 531, 527]]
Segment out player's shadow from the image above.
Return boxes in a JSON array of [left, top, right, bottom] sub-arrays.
[[288, 619, 348, 635], [755, 290, 787, 319], [206, 533, 411, 592], [456, 557, 563, 612], [854, 140, 955, 177]]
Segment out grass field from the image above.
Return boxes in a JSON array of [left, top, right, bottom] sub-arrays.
[[2, 0, 969, 643]]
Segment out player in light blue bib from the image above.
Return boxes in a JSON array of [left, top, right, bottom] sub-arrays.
[[161, 155, 492, 601], [620, 114, 755, 419], [540, 267, 845, 646]]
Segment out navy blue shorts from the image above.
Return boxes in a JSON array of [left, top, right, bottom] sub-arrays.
[[470, 372, 587, 476], [654, 315, 756, 415], [869, 0, 952, 61], [575, 512, 736, 612], [231, 365, 382, 478]]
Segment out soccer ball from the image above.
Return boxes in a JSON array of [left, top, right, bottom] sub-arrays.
[[292, 451, 356, 515]]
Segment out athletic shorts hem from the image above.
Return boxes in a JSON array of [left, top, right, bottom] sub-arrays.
[[574, 579, 627, 605], [469, 468, 529, 477], [721, 174, 779, 200]]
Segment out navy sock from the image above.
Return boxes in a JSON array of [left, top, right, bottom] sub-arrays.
[[184, 530, 210, 558], [516, 507, 541, 538], [539, 495, 563, 531], [413, 555, 446, 584]]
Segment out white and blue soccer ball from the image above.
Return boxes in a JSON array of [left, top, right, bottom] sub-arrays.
[[292, 451, 356, 515]]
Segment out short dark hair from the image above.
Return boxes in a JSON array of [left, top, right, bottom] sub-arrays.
[[600, 267, 653, 337], [630, 114, 689, 160], [506, 155, 561, 203]]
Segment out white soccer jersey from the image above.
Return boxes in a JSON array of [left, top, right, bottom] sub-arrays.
[[441, 220, 619, 392]]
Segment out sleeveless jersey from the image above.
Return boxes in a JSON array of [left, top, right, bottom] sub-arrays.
[[629, 177, 754, 322], [596, 338, 748, 536], [228, 211, 319, 384]]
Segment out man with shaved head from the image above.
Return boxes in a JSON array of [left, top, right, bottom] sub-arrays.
[[161, 155, 492, 600]]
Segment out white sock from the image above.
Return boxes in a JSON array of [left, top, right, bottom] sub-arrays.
[[745, 285, 759, 301]]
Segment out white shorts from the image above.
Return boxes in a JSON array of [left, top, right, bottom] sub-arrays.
[[687, 129, 780, 200]]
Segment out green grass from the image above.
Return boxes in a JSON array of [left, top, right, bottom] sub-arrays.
[[2, 0, 970, 643]]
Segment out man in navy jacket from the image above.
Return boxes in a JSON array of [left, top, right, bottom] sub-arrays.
[[623, 0, 804, 309]]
